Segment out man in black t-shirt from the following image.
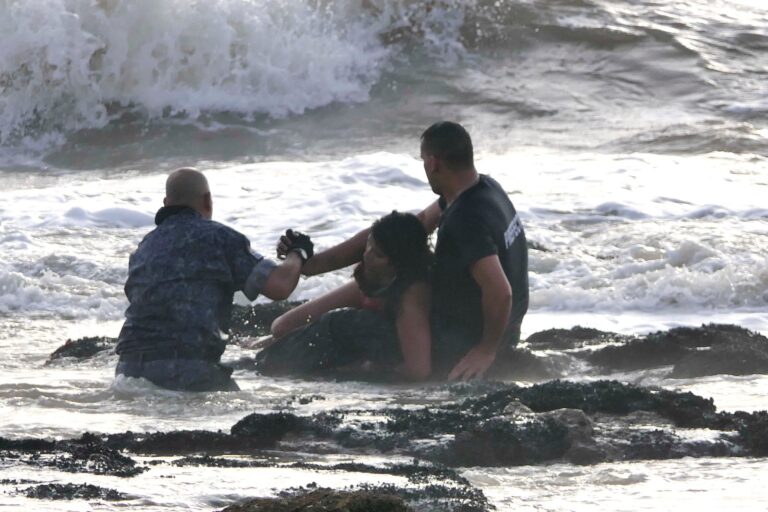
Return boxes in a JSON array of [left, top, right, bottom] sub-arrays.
[[420, 122, 528, 379], [300, 122, 529, 380]]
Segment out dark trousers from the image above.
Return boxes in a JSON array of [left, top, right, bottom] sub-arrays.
[[115, 358, 239, 392]]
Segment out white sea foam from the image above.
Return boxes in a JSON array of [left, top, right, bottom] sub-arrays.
[[0, 0, 392, 145], [64, 206, 154, 228]]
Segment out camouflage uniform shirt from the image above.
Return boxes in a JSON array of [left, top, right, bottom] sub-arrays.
[[116, 206, 276, 360]]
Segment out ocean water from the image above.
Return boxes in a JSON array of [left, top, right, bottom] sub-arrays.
[[1, 0, 767, 510]]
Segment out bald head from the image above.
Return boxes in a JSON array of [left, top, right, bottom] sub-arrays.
[[164, 168, 213, 219]]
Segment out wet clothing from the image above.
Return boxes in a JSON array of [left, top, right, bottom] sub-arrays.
[[115, 205, 276, 391], [431, 174, 529, 370], [255, 308, 400, 379], [256, 274, 419, 379], [115, 358, 240, 392]]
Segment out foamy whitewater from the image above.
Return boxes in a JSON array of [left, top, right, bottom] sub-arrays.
[[1, 0, 767, 510]]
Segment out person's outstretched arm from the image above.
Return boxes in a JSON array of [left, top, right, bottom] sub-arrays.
[[271, 281, 363, 338], [447, 254, 512, 381], [299, 200, 443, 276], [246, 252, 304, 301], [300, 229, 370, 276]]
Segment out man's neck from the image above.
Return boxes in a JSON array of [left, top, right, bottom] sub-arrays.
[[442, 169, 480, 206]]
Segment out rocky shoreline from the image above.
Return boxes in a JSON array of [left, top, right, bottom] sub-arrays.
[[7, 303, 767, 510], [3, 377, 767, 509]]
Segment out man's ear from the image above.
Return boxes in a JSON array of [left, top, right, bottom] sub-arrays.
[[203, 192, 213, 217], [163, 197, 168, 206]]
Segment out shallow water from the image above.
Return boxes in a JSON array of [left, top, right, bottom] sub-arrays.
[[2, 0, 768, 510]]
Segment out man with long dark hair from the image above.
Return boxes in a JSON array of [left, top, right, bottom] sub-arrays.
[[289, 122, 528, 380]]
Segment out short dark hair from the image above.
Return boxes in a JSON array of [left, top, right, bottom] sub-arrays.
[[420, 121, 474, 170], [371, 211, 432, 282]]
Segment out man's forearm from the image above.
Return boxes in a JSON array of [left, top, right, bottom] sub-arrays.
[[261, 253, 303, 300], [478, 289, 512, 352]]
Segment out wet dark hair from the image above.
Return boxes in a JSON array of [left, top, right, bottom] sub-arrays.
[[420, 121, 474, 171], [371, 210, 432, 282]]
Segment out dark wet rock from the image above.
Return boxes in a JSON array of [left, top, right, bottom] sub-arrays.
[[0, 437, 57, 452], [739, 412, 768, 456], [586, 324, 768, 377], [0, 434, 144, 477], [716, 410, 768, 456], [526, 326, 634, 351], [618, 429, 733, 460], [670, 328, 768, 378], [23, 483, 128, 501], [222, 488, 411, 512], [231, 411, 342, 443], [230, 412, 309, 445], [174, 455, 270, 468], [542, 408, 593, 443], [3, 379, 765, 496], [47, 336, 115, 363], [0, 479, 37, 485], [505, 379, 718, 428], [564, 442, 607, 465], [105, 430, 272, 455], [223, 479, 492, 512], [486, 347, 563, 381], [294, 394, 326, 405], [443, 416, 570, 466], [587, 335, 690, 371]]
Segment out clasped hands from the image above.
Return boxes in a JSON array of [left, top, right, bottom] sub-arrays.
[[276, 229, 314, 263]]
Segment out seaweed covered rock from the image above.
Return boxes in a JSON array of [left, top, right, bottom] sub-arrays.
[[222, 488, 411, 512], [47, 336, 115, 363], [526, 326, 634, 351], [670, 328, 768, 378], [0, 433, 144, 477], [716, 410, 768, 456], [24, 483, 127, 501], [104, 429, 275, 455], [457, 380, 718, 428], [587, 324, 768, 377], [486, 347, 562, 381], [445, 416, 570, 466]]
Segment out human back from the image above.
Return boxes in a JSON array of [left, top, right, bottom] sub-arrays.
[[420, 121, 528, 379], [431, 173, 529, 368], [116, 210, 257, 359], [115, 167, 308, 391]]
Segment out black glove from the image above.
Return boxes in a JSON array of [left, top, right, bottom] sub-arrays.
[[281, 229, 314, 263]]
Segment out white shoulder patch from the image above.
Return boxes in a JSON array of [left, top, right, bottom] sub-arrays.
[[504, 214, 523, 249]]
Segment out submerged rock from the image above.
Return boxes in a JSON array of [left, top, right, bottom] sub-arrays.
[[587, 324, 768, 377], [670, 327, 768, 378], [486, 347, 562, 381], [222, 479, 490, 512], [526, 326, 634, 351], [0, 433, 145, 477], [23, 483, 128, 501], [222, 488, 411, 512]]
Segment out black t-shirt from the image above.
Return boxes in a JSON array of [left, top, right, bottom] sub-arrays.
[[431, 174, 529, 357]]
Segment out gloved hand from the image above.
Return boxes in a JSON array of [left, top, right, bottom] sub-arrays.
[[277, 229, 314, 263]]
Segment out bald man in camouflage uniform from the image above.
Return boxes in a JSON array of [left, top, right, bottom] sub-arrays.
[[115, 168, 312, 391]]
